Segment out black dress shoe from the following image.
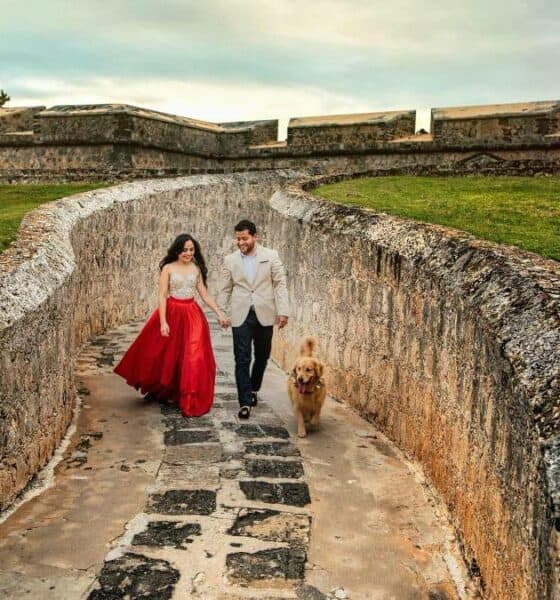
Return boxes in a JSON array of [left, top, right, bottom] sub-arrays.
[[250, 391, 258, 407], [238, 406, 251, 419]]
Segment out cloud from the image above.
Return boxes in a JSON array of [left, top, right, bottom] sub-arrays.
[[1, 0, 559, 126], [5, 0, 558, 57]]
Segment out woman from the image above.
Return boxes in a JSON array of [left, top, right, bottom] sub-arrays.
[[114, 234, 228, 417]]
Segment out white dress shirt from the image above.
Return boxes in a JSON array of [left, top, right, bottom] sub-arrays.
[[241, 252, 257, 285]]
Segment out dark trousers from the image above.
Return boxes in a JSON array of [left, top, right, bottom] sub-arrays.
[[232, 308, 273, 407]]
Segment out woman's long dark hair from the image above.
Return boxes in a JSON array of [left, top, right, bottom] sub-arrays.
[[159, 234, 208, 285]]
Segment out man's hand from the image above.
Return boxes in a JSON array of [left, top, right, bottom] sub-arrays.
[[216, 311, 230, 329], [276, 315, 288, 329]]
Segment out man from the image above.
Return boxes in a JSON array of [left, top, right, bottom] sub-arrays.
[[219, 220, 289, 419]]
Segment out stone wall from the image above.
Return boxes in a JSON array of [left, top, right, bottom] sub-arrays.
[[1, 100, 559, 181], [0, 173, 295, 516], [432, 101, 560, 146], [37, 105, 224, 155], [2, 143, 559, 184], [220, 119, 280, 149], [0, 106, 45, 133], [0, 173, 559, 599], [286, 109, 416, 150], [262, 188, 560, 600]]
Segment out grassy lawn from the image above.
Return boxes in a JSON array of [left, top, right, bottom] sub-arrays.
[[312, 176, 560, 261], [0, 183, 108, 252]]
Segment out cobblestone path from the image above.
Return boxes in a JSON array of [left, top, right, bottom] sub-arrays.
[[86, 319, 326, 600], [0, 315, 468, 599]]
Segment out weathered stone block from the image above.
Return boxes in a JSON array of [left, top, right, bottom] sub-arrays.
[[88, 553, 179, 599], [230, 424, 290, 439], [163, 415, 213, 429], [226, 547, 306, 584], [147, 489, 216, 515], [163, 443, 222, 464], [239, 481, 311, 507], [132, 521, 201, 548], [244, 441, 300, 457], [163, 429, 217, 445], [228, 508, 310, 547], [157, 463, 220, 488], [245, 459, 304, 479]]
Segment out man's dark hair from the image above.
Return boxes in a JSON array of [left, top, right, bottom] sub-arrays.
[[234, 220, 257, 235]]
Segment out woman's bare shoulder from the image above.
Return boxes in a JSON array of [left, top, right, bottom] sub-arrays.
[[160, 263, 176, 275]]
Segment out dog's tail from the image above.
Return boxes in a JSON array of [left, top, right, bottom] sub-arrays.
[[299, 336, 317, 357]]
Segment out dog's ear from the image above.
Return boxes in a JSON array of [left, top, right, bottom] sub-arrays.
[[314, 360, 324, 378]]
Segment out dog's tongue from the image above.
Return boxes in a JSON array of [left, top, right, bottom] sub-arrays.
[[298, 382, 306, 394]]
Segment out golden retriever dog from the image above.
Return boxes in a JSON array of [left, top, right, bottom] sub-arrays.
[[287, 336, 326, 438]]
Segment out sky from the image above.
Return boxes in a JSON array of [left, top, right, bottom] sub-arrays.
[[1, 0, 559, 136]]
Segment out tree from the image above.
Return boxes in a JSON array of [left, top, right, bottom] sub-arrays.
[[0, 90, 10, 107]]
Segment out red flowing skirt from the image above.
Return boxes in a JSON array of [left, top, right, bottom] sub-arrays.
[[114, 297, 215, 417]]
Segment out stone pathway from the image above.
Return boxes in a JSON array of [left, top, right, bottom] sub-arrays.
[[0, 316, 470, 599], [85, 320, 323, 600]]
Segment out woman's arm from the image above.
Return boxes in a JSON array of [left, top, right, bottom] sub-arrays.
[[196, 274, 229, 327], [159, 266, 170, 336]]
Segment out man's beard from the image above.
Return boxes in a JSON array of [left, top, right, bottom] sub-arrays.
[[240, 241, 255, 254]]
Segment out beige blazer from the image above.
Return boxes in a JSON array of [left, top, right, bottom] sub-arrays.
[[218, 244, 290, 327]]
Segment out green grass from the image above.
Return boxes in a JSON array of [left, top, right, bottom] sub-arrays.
[[312, 176, 560, 261], [0, 183, 108, 252]]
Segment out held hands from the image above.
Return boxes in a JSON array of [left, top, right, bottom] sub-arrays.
[[160, 322, 170, 337], [217, 312, 231, 329], [213, 312, 286, 329], [276, 315, 288, 329]]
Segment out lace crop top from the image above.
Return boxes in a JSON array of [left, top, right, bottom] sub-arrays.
[[169, 271, 198, 299]]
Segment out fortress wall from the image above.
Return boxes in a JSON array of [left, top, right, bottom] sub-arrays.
[[1, 173, 559, 598], [221, 146, 560, 176], [0, 107, 45, 133], [0, 101, 559, 181], [432, 101, 560, 145], [287, 110, 416, 150], [127, 147, 219, 172], [2, 142, 560, 184], [218, 129, 258, 155], [33, 107, 279, 158], [126, 114, 223, 155], [38, 112, 131, 144], [220, 119, 279, 148], [0, 144, 128, 172], [37, 107, 224, 155], [0, 143, 220, 182]]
